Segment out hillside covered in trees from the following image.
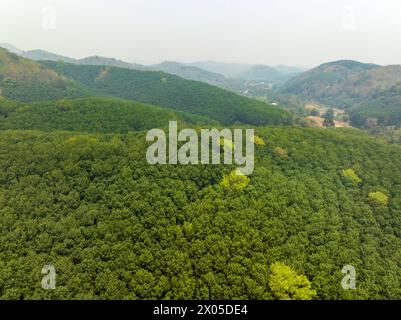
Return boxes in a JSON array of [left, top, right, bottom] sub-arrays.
[[0, 115, 400, 299], [280, 60, 401, 129], [349, 83, 401, 128]]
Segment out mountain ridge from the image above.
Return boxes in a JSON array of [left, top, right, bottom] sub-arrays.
[[0, 44, 305, 86]]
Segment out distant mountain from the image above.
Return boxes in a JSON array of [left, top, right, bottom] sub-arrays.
[[149, 61, 232, 89], [77, 56, 144, 70], [188, 61, 252, 78], [0, 43, 23, 55], [42, 60, 293, 126], [21, 49, 77, 63], [0, 48, 88, 102], [0, 44, 144, 71], [149, 61, 301, 91], [274, 65, 307, 75], [188, 61, 305, 82], [233, 64, 290, 82]]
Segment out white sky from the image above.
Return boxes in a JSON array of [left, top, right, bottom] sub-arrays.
[[1, 0, 401, 67]]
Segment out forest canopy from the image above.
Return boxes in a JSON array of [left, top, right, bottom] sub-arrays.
[[0, 127, 400, 300]]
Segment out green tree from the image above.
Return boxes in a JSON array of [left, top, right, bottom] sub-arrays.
[[269, 262, 316, 300]]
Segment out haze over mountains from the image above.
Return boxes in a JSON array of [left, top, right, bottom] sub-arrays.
[[0, 43, 306, 89]]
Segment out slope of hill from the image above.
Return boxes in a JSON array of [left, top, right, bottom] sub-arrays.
[[0, 48, 63, 82], [0, 97, 192, 132], [0, 43, 23, 55], [188, 61, 252, 77], [41, 61, 293, 126], [280, 60, 401, 109], [280, 60, 401, 130], [149, 61, 231, 89], [349, 82, 401, 127], [0, 48, 88, 102], [234, 64, 291, 82], [21, 49, 76, 64], [274, 65, 306, 75], [0, 44, 144, 71], [77, 56, 144, 70]]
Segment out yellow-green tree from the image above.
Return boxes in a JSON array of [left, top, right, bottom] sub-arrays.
[[369, 192, 389, 206], [269, 262, 316, 300], [252, 135, 266, 146], [342, 168, 362, 184], [220, 170, 250, 190]]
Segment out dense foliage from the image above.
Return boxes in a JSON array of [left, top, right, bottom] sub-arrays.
[[0, 79, 88, 102], [281, 60, 399, 109], [350, 84, 401, 127], [1, 47, 401, 301], [0, 126, 400, 300], [0, 98, 192, 132]]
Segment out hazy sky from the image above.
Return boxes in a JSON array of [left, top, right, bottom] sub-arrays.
[[1, 0, 401, 67]]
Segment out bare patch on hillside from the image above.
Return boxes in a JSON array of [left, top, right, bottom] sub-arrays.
[[95, 67, 111, 81]]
